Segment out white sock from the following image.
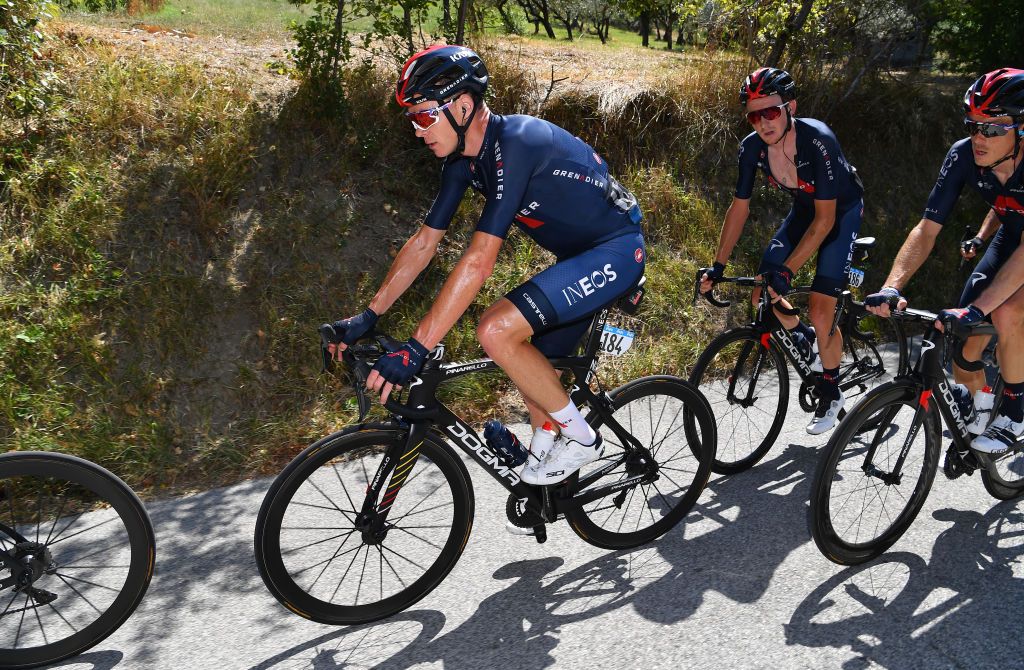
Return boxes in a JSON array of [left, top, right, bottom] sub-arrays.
[[549, 401, 597, 445]]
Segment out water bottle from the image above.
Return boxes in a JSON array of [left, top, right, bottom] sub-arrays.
[[969, 386, 995, 435], [484, 420, 529, 467], [951, 384, 977, 429], [530, 422, 558, 463]]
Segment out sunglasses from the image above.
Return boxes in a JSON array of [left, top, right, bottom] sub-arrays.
[[405, 101, 454, 131], [964, 118, 1018, 138], [746, 102, 789, 125]]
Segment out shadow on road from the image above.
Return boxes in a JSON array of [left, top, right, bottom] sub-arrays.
[[247, 549, 666, 669], [247, 439, 823, 668], [786, 503, 1024, 668], [43, 650, 124, 669]]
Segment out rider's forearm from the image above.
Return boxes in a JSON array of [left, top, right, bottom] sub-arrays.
[[714, 199, 750, 265], [784, 213, 834, 272], [974, 240, 1024, 315], [411, 252, 492, 349], [978, 208, 1000, 241], [884, 220, 937, 291], [368, 228, 442, 315]]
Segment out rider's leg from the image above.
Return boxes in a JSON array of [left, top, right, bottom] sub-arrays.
[[973, 286, 1024, 451], [477, 300, 593, 441], [992, 286, 1024, 420], [808, 292, 842, 372], [953, 335, 990, 394]]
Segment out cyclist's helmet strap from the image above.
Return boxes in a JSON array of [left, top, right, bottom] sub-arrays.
[[395, 45, 489, 156], [740, 67, 797, 105], [964, 68, 1024, 168]]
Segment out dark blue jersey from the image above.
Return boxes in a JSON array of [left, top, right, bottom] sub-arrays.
[[922, 138, 1024, 241], [735, 117, 863, 212], [423, 114, 641, 259]]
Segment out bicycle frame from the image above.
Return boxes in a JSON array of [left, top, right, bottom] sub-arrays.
[[702, 276, 895, 403], [354, 305, 657, 537], [859, 313, 1001, 482]]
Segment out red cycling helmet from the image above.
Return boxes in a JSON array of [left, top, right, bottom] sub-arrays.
[[739, 67, 797, 105], [963, 68, 1024, 119], [395, 45, 489, 108]]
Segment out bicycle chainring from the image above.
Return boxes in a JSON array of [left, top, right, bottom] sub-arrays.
[[505, 494, 545, 528]]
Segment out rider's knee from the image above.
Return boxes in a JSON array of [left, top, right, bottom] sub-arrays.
[[991, 300, 1024, 333], [476, 315, 504, 354]]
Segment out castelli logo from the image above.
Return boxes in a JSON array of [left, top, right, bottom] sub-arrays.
[[634, 248, 644, 263]]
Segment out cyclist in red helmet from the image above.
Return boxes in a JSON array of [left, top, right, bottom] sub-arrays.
[[866, 68, 1024, 453], [701, 67, 865, 434], [324, 45, 646, 490]]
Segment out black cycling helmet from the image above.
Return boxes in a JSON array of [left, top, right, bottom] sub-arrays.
[[963, 68, 1024, 120], [739, 67, 797, 105], [395, 45, 489, 108]]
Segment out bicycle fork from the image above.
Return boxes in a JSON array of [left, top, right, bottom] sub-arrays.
[[356, 423, 428, 543]]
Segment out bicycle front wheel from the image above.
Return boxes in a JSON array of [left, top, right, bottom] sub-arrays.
[[689, 328, 788, 473], [254, 426, 473, 625], [564, 376, 715, 550], [809, 383, 941, 565], [0, 452, 155, 670]]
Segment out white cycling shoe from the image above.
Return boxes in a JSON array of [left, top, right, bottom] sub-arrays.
[[971, 414, 1024, 454], [521, 434, 604, 485], [807, 390, 845, 435]]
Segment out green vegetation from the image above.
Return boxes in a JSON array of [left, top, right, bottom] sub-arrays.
[[0, 8, 986, 494]]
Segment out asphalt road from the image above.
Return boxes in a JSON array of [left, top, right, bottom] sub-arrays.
[[41, 384, 1024, 670]]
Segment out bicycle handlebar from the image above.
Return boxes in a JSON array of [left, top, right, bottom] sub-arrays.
[[889, 308, 995, 373], [319, 327, 442, 422], [692, 270, 800, 316]]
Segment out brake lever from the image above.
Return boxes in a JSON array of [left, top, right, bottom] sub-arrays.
[[342, 349, 373, 422]]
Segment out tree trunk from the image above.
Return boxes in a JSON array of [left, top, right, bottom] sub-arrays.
[[456, 0, 468, 42], [442, 0, 451, 33], [403, 4, 414, 54], [664, 12, 674, 50], [766, 0, 814, 67], [640, 11, 649, 47]]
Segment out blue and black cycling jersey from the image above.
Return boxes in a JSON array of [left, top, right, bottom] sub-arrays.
[[924, 138, 1024, 308], [735, 117, 864, 212], [923, 138, 1024, 239], [735, 117, 864, 297], [424, 114, 642, 260]]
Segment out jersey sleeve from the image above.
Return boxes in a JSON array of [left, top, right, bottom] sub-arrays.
[[734, 133, 759, 200], [474, 121, 549, 239], [423, 159, 472, 230], [809, 125, 840, 201], [921, 141, 970, 225]]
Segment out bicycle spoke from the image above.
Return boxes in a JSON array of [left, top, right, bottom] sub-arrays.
[[282, 529, 358, 556]]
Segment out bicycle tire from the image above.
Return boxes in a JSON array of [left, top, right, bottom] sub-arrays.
[[689, 327, 788, 473], [980, 455, 1024, 500], [0, 452, 155, 670], [563, 376, 715, 549], [809, 382, 941, 565], [254, 425, 473, 625]]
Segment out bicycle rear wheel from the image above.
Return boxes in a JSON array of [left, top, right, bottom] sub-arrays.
[[839, 309, 909, 402], [980, 452, 1024, 500], [563, 376, 715, 550], [809, 383, 941, 565], [689, 328, 788, 473], [0, 452, 155, 670], [254, 426, 473, 625]]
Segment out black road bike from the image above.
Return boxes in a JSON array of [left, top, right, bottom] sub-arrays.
[[809, 309, 1023, 565], [254, 282, 716, 625], [689, 237, 910, 474], [0, 452, 156, 669]]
